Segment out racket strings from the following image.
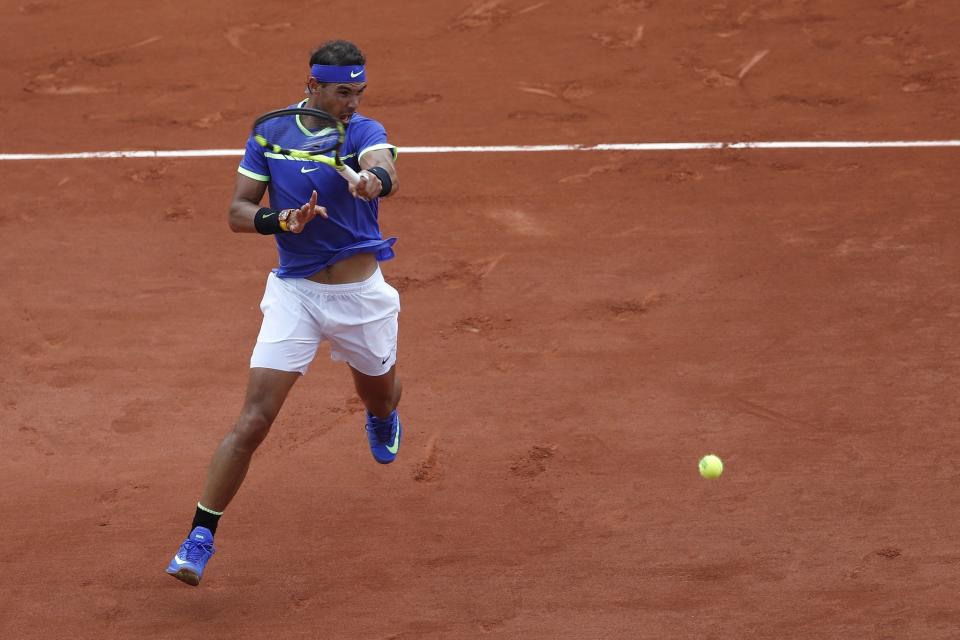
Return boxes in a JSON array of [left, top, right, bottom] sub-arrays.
[[300, 127, 341, 154], [251, 108, 346, 164]]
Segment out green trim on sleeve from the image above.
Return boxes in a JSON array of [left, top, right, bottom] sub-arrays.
[[238, 166, 270, 182]]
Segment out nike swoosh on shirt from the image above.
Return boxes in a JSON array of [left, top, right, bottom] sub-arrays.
[[386, 424, 400, 454], [300, 167, 320, 174]]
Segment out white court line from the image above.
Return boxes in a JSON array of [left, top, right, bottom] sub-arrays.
[[1, 140, 960, 160]]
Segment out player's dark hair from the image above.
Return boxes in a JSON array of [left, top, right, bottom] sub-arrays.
[[310, 40, 365, 67]]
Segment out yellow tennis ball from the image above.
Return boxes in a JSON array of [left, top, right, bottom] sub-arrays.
[[699, 454, 723, 479]]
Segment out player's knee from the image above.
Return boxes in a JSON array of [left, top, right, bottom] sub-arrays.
[[233, 405, 276, 450]]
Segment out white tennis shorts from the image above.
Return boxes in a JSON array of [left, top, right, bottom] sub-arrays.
[[250, 267, 400, 377]]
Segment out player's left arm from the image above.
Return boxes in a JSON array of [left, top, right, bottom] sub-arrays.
[[351, 148, 399, 201]]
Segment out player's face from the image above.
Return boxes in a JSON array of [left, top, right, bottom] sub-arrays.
[[310, 80, 366, 124]]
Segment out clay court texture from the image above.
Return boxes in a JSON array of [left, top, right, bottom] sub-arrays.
[[2, 1, 960, 638]]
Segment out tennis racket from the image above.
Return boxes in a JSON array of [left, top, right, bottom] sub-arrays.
[[251, 107, 362, 185]]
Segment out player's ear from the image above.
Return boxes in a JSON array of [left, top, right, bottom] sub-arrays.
[[305, 78, 320, 95]]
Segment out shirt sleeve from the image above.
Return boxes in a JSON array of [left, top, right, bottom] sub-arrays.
[[353, 119, 398, 162], [238, 134, 270, 182]]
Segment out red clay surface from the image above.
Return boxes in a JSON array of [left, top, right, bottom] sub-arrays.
[[2, 1, 960, 638]]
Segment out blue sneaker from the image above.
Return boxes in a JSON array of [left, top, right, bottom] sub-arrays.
[[165, 526, 215, 586], [366, 410, 401, 464]]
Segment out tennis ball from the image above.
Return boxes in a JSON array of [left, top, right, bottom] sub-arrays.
[[699, 454, 723, 479]]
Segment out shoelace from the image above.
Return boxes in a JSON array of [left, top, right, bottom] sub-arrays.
[[183, 539, 214, 563], [366, 415, 395, 444]]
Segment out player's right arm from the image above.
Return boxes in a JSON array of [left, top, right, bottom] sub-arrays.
[[227, 175, 327, 234], [228, 173, 269, 233]]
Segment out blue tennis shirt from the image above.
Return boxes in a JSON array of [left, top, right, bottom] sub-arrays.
[[238, 100, 398, 278]]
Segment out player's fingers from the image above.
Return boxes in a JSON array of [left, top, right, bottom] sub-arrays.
[[367, 173, 382, 198], [314, 205, 328, 219], [300, 191, 315, 215], [356, 174, 370, 200], [287, 209, 305, 233]]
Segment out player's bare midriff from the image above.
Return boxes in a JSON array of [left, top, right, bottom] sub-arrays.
[[306, 251, 378, 284]]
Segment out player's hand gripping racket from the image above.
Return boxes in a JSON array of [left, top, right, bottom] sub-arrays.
[[251, 107, 362, 185]]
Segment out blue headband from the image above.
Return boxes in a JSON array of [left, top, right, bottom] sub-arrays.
[[311, 64, 366, 83]]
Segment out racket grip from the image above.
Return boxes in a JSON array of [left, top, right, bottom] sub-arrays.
[[339, 164, 362, 185]]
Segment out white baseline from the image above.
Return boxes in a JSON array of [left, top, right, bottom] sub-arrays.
[[1, 140, 960, 161]]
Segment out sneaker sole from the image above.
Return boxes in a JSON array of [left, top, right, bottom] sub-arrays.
[[167, 568, 201, 586]]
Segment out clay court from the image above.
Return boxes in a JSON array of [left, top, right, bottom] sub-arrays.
[[2, 1, 959, 638]]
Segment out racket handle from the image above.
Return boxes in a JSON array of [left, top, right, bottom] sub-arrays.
[[339, 164, 362, 186]]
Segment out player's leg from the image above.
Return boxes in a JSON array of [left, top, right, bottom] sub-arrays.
[[167, 272, 320, 586], [165, 367, 299, 586], [199, 367, 301, 512], [207, 271, 321, 507], [322, 267, 403, 464]]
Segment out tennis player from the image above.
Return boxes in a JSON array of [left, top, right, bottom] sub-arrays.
[[166, 39, 402, 586]]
